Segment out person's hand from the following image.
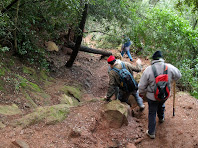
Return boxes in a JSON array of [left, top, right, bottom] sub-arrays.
[[104, 96, 111, 102], [139, 93, 144, 98], [136, 58, 142, 65]]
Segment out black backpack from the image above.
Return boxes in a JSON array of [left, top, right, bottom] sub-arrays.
[[152, 64, 170, 101], [112, 62, 138, 92]]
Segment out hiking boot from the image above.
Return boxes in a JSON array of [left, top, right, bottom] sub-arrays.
[[139, 104, 145, 112], [159, 118, 165, 123], [146, 130, 155, 139]]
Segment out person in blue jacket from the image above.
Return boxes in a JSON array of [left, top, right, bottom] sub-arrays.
[[121, 35, 133, 62]]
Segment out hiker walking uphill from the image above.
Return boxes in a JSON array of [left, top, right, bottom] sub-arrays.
[[105, 55, 145, 111], [107, 53, 123, 100], [121, 35, 133, 62], [138, 51, 182, 139]]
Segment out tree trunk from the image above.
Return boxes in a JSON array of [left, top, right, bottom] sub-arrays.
[[1, 0, 19, 13], [66, 4, 88, 67], [67, 42, 112, 57], [193, 19, 197, 30], [80, 45, 112, 56], [67, 27, 72, 41]]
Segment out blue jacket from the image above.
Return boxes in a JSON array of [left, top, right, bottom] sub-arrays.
[[124, 38, 131, 47]]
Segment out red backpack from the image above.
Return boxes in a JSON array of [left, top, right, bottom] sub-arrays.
[[152, 64, 170, 101]]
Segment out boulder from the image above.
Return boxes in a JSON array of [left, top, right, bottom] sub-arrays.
[[12, 139, 29, 148], [102, 100, 130, 128], [45, 41, 59, 52], [60, 94, 79, 107], [10, 104, 70, 127], [0, 104, 21, 115], [68, 127, 81, 139], [0, 121, 5, 128]]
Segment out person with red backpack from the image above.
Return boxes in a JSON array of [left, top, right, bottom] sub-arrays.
[[138, 51, 182, 139], [105, 55, 145, 111]]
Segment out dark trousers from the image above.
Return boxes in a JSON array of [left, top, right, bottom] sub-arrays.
[[147, 99, 165, 134], [118, 90, 144, 107]]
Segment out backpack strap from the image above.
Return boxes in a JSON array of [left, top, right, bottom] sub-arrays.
[[121, 62, 126, 69], [151, 65, 158, 78], [111, 62, 125, 73], [163, 64, 168, 74], [152, 64, 168, 78], [111, 67, 120, 74]]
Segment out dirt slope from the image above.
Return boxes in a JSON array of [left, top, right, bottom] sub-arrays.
[[0, 51, 198, 148]]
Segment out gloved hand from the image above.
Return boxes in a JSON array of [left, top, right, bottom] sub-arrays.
[[104, 96, 111, 102], [106, 98, 111, 102], [136, 58, 142, 65], [139, 94, 144, 98]]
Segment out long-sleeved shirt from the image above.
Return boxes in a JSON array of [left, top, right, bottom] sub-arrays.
[[106, 60, 141, 99], [138, 59, 182, 101]]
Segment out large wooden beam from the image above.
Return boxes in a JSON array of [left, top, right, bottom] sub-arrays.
[[67, 42, 112, 57]]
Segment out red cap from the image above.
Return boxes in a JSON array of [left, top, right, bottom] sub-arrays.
[[107, 55, 116, 64]]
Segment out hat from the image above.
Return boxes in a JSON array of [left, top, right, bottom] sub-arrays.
[[107, 55, 116, 64], [152, 51, 163, 60]]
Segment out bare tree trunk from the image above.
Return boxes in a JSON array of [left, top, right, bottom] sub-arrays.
[[67, 27, 72, 41], [1, 0, 19, 13], [67, 42, 112, 56], [66, 4, 88, 67], [193, 19, 197, 30]]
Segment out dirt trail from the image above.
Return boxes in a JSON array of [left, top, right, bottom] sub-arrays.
[[0, 51, 198, 148]]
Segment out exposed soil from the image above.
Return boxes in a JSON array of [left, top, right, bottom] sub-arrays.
[[0, 48, 198, 148]]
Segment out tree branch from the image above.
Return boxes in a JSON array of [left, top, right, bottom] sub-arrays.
[[84, 30, 115, 36], [1, 0, 19, 13]]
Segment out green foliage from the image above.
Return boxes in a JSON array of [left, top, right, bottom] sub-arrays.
[[88, 19, 122, 49], [0, 0, 87, 69], [0, 67, 6, 77], [0, 81, 4, 91], [1, 0, 197, 98], [23, 91, 38, 108], [130, 8, 198, 98], [15, 75, 41, 92], [0, 12, 13, 50], [177, 0, 198, 12], [88, 0, 198, 98], [23, 66, 36, 75], [0, 46, 9, 52], [180, 58, 198, 98]]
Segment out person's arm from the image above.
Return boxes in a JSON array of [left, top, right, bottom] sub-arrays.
[[168, 64, 182, 81], [125, 59, 142, 73], [138, 69, 149, 97], [106, 72, 117, 100], [121, 44, 124, 51]]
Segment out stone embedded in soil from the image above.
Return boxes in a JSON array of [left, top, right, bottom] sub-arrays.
[[126, 143, 137, 148], [12, 139, 29, 148], [69, 127, 81, 138]]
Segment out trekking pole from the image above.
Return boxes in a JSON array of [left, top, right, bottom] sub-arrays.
[[173, 81, 176, 116]]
